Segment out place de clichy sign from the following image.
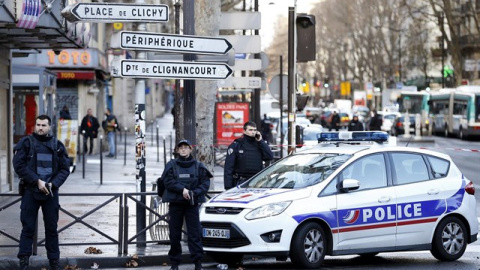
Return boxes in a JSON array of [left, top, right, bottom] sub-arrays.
[[62, 3, 169, 22], [120, 32, 233, 55], [118, 60, 233, 80]]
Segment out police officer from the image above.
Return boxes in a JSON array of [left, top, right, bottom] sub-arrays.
[[224, 121, 274, 190], [13, 115, 70, 270], [348, 115, 364, 131], [161, 139, 212, 270]]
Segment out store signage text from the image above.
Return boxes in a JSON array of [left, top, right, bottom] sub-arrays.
[[47, 50, 91, 66]]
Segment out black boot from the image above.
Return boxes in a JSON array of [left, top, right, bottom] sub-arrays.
[[49, 259, 60, 270], [18, 256, 29, 270]]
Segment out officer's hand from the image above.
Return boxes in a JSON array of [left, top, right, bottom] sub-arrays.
[[37, 179, 49, 195], [183, 188, 190, 200]]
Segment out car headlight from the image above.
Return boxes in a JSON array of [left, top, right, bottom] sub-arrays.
[[245, 201, 292, 220]]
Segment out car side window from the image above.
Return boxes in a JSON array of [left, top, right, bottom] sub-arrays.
[[391, 153, 430, 185], [426, 155, 450, 178], [341, 153, 387, 190]]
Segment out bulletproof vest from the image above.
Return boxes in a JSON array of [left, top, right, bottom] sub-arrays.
[[29, 138, 57, 183], [234, 139, 263, 177], [173, 160, 198, 190]]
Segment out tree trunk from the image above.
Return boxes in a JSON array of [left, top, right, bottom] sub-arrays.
[[195, 0, 220, 190]]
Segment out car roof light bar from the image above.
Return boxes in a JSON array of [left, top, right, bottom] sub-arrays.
[[317, 131, 389, 143]]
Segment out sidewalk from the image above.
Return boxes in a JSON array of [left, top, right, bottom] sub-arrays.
[[0, 114, 226, 270]]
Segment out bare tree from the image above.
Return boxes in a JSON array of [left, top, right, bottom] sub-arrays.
[[194, 0, 221, 190]]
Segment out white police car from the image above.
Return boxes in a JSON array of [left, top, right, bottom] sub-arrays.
[[200, 131, 478, 269]]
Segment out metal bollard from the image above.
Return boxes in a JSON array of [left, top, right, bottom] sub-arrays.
[[156, 125, 160, 162], [124, 127, 127, 166], [82, 130, 86, 179], [114, 124, 118, 159], [163, 136, 167, 167], [100, 135, 103, 184], [151, 120, 154, 146]]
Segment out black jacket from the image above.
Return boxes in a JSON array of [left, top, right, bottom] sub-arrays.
[[161, 155, 212, 204], [224, 135, 273, 189], [80, 115, 100, 137], [13, 134, 70, 189]]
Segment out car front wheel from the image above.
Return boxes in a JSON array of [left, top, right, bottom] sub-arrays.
[[430, 216, 467, 261], [290, 222, 326, 269]]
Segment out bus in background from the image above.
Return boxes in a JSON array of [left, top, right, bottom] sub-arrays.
[[429, 86, 480, 139], [397, 90, 431, 135]]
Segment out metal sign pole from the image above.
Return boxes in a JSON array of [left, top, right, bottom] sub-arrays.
[[134, 0, 147, 247]]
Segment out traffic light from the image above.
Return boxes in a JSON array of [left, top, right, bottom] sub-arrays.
[[296, 14, 316, 62], [323, 77, 329, 88]]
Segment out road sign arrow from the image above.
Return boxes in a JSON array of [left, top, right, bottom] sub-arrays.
[[120, 32, 233, 55], [62, 3, 168, 23], [118, 60, 233, 80]]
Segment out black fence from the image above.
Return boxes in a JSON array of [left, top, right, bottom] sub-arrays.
[[0, 191, 221, 255]]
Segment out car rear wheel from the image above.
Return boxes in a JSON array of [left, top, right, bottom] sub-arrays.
[[207, 252, 243, 266], [290, 222, 326, 269], [430, 216, 467, 261]]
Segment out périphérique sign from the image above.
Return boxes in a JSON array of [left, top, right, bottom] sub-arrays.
[[120, 32, 233, 55], [61, 3, 168, 22], [118, 60, 233, 80]]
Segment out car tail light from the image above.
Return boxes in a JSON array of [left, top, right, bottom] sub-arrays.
[[396, 122, 403, 128], [465, 181, 475, 195]]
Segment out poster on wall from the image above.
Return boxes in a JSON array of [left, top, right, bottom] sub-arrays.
[[57, 119, 78, 172], [216, 102, 250, 146]]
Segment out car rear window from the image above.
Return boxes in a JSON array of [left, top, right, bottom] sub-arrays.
[[426, 155, 450, 178]]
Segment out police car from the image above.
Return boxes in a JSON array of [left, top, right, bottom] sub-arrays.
[[200, 131, 478, 269]]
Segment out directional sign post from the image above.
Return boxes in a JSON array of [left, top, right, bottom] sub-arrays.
[[118, 60, 233, 80], [120, 32, 232, 55], [62, 3, 169, 22]]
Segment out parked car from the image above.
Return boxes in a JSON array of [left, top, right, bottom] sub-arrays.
[[391, 114, 416, 136], [200, 131, 478, 268], [379, 111, 401, 133], [280, 124, 324, 157]]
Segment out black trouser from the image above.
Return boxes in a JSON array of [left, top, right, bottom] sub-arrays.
[[83, 135, 94, 154], [18, 189, 60, 260], [168, 202, 203, 266]]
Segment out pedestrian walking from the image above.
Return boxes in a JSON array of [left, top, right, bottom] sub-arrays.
[[103, 108, 119, 157], [59, 105, 72, 120], [329, 111, 341, 131], [224, 121, 274, 190], [368, 109, 383, 131], [348, 115, 364, 131], [260, 114, 273, 144], [159, 139, 212, 270], [13, 114, 71, 270], [80, 108, 100, 155]]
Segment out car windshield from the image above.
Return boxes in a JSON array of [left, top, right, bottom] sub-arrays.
[[244, 153, 352, 189]]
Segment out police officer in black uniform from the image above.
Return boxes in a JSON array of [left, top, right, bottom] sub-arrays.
[[161, 139, 212, 270], [13, 115, 70, 270], [224, 121, 274, 190]]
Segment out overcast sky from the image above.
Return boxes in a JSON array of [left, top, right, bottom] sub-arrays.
[[258, 0, 320, 49]]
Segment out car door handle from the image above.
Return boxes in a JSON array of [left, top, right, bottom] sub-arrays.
[[378, 196, 391, 203], [428, 189, 439, 195]]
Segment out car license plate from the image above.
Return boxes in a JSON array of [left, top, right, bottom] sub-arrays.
[[203, 228, 230, 239]]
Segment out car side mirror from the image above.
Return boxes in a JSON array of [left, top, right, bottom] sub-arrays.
[[340, 178, 360, 192]]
